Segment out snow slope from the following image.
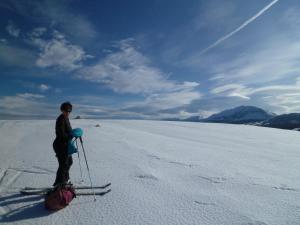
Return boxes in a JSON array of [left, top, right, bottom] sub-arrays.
[[0, 120, 300, 225]]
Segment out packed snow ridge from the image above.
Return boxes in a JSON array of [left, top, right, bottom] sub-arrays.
[[0, 120, 299, 225]]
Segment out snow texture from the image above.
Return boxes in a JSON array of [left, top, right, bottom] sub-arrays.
[[0, 120, 300, 225]]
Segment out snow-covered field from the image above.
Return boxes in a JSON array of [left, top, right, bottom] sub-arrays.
[[0, 120, 300, 225]]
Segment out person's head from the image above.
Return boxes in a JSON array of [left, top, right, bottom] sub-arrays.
[[60, 102, 72, 117]]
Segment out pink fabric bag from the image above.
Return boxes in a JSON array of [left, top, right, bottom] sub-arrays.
[[45, 186, 76, 210]]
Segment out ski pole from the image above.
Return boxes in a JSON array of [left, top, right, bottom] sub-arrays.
[[79, 136, 96, 201], [75, 138, 84, 183]]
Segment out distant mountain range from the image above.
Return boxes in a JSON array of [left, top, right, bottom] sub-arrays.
[[200, 106, 274, 124], [261, 113, 300, 130], [165, 106, 300, 130]]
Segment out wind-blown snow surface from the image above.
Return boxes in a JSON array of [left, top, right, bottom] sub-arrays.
[[0, 120, 300, 225]]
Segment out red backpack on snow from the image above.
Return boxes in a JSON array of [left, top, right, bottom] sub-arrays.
[[44, 185, 76, 210]]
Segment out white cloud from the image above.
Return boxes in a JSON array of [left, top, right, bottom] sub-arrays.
[[211, 84, 247, 94], [68, 100, 149, 119], [0, 1, 97, 42], [178, 110, 196, 118], [147, 110, 198, 120], [76, 40, 201, 114], [144, 91, 202, 110], [204, 5, 300, 113], [198, 5, 300, 115], [0, 93, 56, 118], [17, 93, 45, 99], [180, 81, 200, 89], [121, 88, 201, 117], [73, 103, 109, 114], [6, 21, 20, 37], [35, 31, 92, 71], [207, 15, 300, 86], [212, 78, 300, 97], [197, 110, 217, 118], [210, 77, 300, 113], [39, 84, 50, 92], [263, 92, 300, 114], [228, 92, 250, 100], [78, 40, 200, 95], [30, 27, 47, 37], [216, 48, 300, 83], [210, 83, 251, 100], [248, 84, 300, 95]]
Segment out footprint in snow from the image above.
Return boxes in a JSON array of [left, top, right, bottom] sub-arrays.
[[0, 169, 8, 186], [135, 174, 158, 181], [168, 161, 193, 167], [198, 175, 227, 184], [243, 221, 268, 225], [147, 154, 193, 168], [0, 169, 22, 192], [147, 154, 161, 160], [8, 167, 50, 175], [194, 201, 216, 206], [272, 185, 298, 192], [32, 166, 55, 173]]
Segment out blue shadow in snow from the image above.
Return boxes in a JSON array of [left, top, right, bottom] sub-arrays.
[[0, 193, 53, 222]]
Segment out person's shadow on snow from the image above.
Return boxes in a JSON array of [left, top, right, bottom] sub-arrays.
[[0, 193, 53, 222]]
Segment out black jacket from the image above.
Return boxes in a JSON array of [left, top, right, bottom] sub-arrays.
[[53, 114, 73, 155]]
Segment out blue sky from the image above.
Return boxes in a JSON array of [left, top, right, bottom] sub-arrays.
[[1, 0, 299, 119]]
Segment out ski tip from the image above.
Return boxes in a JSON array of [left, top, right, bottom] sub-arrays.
[[99, 189, 111, 196]]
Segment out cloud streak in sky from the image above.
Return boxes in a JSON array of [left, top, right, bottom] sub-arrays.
[[34, 31, 92, 71], [77, 39, 200, 95], [6, 21, 20, 37], [76, 39, 201, 114], [0, 93, 56, 118], [199, 0, 279, 55]]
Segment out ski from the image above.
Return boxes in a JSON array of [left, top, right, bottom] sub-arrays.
[[20, 189, 111, 196], [76, 189, 111, 196], [23, 182, 111, 191]]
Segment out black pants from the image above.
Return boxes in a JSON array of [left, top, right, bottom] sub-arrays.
[[54, 153, 73, 186]]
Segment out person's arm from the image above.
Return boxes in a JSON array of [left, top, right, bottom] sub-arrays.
[[65, 118, 73, 139], [56, 117, 69, 141]]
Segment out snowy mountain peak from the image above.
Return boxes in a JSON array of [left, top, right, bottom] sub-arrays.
[[201, 105, 274, 124]]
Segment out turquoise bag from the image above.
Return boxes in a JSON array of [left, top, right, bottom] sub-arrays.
[[68, 139, 78, 155], [72, 128, 83, 138], [68, 128, 83, 155]]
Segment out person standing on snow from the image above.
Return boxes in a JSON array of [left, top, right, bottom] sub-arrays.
[[53, 102, 73, 186]]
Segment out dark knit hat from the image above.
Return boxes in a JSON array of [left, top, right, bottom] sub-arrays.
[[60, 102, 72, 112]]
